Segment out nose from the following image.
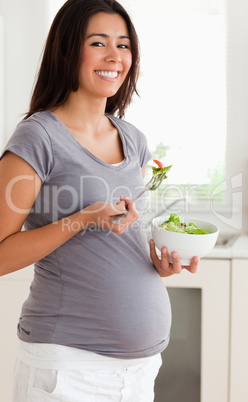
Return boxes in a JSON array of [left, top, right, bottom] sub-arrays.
[[104, 47, 122, 63]]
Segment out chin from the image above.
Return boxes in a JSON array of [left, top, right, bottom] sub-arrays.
[[101, 89, 120, 99]]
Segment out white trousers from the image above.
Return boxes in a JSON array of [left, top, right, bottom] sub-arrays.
[[13, 340, 162, 402]]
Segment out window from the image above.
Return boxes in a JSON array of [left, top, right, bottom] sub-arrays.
[[122, 0, 227, 212]]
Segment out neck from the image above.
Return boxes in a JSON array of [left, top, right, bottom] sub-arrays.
[[53, 90, 109, 134]]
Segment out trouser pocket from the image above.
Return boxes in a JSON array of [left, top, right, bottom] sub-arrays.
[[28, 367, 63, 401]]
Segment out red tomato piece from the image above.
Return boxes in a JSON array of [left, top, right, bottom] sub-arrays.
[[153, 159, 164, 169]]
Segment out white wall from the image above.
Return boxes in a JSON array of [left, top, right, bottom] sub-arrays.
[[0, 14, 4, 151], [0, 0, 47, 149], [226, 0, 248, 233]]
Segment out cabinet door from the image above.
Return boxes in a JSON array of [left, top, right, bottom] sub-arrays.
[[230, 259, 248, 402], [0, 266, 34, 402], [157, 259, 230, 402]]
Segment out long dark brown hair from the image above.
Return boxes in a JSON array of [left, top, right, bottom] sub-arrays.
[[25, 0, 140, 119]]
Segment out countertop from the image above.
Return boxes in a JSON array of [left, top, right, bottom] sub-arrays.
[[206, 234, 248, 260]]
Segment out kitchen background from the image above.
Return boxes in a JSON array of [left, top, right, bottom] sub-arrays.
[[0, 0, 248, 401]]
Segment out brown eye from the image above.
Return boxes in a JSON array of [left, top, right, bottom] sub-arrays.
[[118, 44, 129, 49], [91, 42, 104, 47]]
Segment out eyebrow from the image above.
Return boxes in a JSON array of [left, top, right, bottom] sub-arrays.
[[86, 33, 130, 40]]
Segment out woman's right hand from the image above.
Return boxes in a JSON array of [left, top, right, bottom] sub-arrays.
[[83, 196, 139, 234]]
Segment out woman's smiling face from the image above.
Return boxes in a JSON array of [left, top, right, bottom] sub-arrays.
[[79, 12, 132, 99]]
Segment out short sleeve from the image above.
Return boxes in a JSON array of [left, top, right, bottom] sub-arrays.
[[0, 119, 53, 183], [138, 130, 152, 169]]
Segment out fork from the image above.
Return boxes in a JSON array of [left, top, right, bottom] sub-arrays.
[[110, 174, 164, 224]]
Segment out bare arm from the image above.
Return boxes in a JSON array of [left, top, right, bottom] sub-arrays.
[[0, 152, 138, 277]]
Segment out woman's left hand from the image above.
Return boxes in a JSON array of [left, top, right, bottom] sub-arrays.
[[149, 239, 199, 277]]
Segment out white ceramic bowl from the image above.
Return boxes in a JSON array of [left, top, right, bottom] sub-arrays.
[[151, 216, 219, 266]]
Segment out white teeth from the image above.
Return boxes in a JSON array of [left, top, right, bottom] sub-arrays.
[[96, 71, 118, 79]]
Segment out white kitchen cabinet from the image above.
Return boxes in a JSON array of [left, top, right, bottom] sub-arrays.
[[0, 266, 34, 402], [157, 258, 231, 402], [229, 259, 248, 402]]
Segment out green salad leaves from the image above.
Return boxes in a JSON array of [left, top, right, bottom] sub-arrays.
[[151, 163, 172, 190], [160, 213, 209, 235]]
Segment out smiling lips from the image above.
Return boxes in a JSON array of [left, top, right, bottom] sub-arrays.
[[95, 70, 119, 79]]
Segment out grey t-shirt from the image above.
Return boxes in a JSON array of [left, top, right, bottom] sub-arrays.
[[2, 110, 171, 359]]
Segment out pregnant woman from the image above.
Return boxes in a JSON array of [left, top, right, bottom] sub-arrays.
[[0, 1, 199, 400]]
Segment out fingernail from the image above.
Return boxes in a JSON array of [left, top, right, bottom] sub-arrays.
[[162, 247, 167, 254]]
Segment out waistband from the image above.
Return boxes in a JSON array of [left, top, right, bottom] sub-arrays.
[[16, 339, 158, 370]]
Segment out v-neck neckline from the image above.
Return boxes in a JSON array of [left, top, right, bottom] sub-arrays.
[[46, 110, 129, 170]]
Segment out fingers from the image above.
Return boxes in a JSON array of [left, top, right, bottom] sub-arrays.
[[158, 246, 181, 275], [112, 196, 137, 218], [150, 241, 174, 278], [119, 196, 137, 212], [116, 200, 126, 208], [159, 247, 176, 277], [160, 249, 182, 276], [170, 252, 182, 274], [110, 196, 139, 234], [118, 196, 139, 221], [150, 239, 199, 277], [184, 256, 199, 273], [150, 239, 161, 267], [111, 201, 126, 215]]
